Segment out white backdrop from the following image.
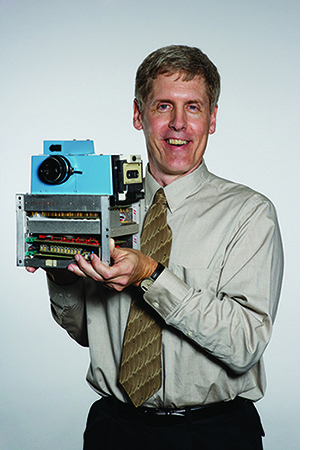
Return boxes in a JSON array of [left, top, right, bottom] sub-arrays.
[[0, 1, 299, 449]]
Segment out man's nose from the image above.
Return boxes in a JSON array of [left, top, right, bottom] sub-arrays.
[[169, 108, 187, 131]]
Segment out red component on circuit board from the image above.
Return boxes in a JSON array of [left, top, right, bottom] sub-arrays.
[[37, 235, 100, 246]]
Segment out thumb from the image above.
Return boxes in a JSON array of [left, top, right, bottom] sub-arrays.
[[109, 238, 120, 261]]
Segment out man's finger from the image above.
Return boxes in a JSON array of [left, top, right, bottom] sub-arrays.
[[67, 262, 87, 278], [73, 254, 110, 283], [89, 254, 112, 280]]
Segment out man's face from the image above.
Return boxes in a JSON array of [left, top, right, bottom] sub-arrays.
[[133, 73, 218, 186]]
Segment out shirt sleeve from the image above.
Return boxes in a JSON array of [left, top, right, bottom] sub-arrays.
[[143, 197, 284, 375], [48, 277, 89, 347]]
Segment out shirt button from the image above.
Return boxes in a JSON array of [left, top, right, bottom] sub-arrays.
[[153, 301, 160, 309], [187, 330, 193, 337]]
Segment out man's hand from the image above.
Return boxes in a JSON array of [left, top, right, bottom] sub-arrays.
[[66, 238, 157, 291]]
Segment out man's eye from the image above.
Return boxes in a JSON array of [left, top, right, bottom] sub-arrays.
[[158, 104, 170, 111], [187, 104, 199, 112]]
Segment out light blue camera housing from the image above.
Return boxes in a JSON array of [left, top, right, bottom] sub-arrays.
[[31, 140, 113, 195]]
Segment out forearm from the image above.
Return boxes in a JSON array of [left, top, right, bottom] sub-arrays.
[[143, 268, 272, 374]]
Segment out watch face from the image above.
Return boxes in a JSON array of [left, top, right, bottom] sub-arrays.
[[140, 278, 154, 292]]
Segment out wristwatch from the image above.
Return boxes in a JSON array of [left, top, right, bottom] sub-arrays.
[[138, 262, 165, 294]]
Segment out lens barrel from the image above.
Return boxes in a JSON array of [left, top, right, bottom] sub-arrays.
[[38, 155, 74, 185]]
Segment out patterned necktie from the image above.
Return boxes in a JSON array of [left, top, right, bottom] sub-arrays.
[[119, 188, 172, 407]]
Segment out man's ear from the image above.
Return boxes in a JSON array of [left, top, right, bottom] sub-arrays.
[[133, 99, 143, 131], [209, 104, 218, 135]]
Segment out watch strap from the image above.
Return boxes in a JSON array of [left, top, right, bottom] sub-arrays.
[[138, 262, 165, 293], [149, 262, 165, 282]]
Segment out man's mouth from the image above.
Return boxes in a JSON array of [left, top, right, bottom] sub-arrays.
[[165, 138, 189, 146]]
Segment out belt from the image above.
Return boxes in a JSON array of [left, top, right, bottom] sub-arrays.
[[103, 395, 248, 424]]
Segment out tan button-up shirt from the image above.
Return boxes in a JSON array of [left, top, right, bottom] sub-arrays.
[[48, 161, 283, 408]]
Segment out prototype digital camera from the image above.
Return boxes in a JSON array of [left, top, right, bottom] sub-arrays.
[[16, 140, 144, 269]]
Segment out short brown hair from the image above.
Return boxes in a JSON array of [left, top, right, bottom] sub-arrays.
[[135, 45, 221, 112]]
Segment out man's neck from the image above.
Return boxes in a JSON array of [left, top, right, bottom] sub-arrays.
[[148, 160, 203, 187]]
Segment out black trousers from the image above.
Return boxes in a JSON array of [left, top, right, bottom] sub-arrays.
[[83, 396, 264, 450]]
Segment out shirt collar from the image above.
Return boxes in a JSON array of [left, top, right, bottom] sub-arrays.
[[144, 160, 210, 213]]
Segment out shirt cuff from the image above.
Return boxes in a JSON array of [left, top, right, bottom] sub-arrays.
[[143, 268, 191, 319]]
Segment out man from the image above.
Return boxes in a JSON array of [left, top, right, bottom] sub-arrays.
[[29, 45, 283, 449]]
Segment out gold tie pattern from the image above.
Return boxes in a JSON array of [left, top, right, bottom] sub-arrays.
[[119, 188, 172, 407]]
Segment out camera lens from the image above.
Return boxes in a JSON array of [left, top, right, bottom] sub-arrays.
[[38, 155, 73, 184]]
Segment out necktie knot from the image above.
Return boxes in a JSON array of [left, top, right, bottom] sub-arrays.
[[152, 188, 167, 207]]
